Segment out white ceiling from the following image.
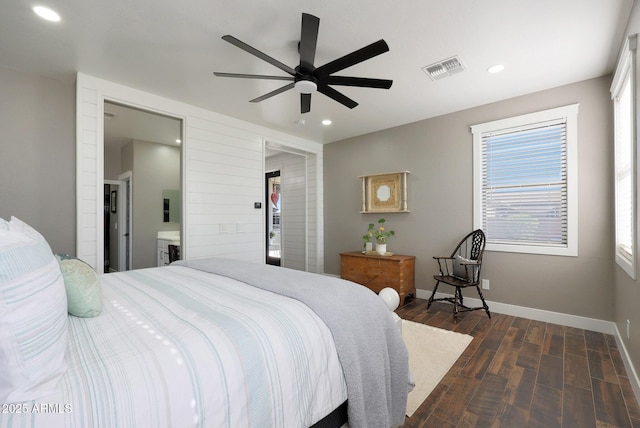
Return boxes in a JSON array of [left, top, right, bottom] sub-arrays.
[[1, 0, 633, 144]]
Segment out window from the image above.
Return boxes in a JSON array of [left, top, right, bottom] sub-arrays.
[[472, 104, 579, 256], [612, 34, 637, 279]]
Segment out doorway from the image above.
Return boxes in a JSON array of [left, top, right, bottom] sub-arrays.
[[104, 101, 182, 270], [103, 176, 131, 273], [264, 145, 309, 271], [266, 170, 281, 266]]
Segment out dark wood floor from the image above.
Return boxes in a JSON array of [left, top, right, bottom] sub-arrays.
[[397, 298, 640, 428]]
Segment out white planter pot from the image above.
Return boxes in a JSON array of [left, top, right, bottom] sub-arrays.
[[376, 243, 387, 255], [365, 242, 373, 252]]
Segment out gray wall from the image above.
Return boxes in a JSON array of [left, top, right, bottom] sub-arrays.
[[0, 66, 75, 254], [615, 0, 640, 393], [104, 141, 122, 180], [324, 75, 614, 322]]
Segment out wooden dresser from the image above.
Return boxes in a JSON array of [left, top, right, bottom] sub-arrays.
[[340, 252, 416, 305]]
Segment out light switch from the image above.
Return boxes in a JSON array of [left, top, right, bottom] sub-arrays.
[[219, 223, 236, 234]]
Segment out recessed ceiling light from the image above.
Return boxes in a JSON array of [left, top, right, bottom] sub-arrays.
[[33, 6, 61, 22], [175, 139, 181, 144], [322, 119, 332, 126], [487, 64, 505, 74]]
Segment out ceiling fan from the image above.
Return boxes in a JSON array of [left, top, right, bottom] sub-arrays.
[[214, 13, 392, 114]]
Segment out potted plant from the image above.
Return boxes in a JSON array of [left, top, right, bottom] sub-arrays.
[[371, 218, 394, 255], [363, 224, 375, 252]]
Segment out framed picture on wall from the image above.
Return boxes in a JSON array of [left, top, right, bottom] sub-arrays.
[[360, 171, 410, 213]]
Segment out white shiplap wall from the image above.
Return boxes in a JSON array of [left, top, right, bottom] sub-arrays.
[[76, 73, 324, 271], [186, 116, 263, 261], [76, 87, 101, 269]]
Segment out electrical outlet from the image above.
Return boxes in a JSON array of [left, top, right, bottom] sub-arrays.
[[627, 319, 631, 339], [482, 279, 490, 290]]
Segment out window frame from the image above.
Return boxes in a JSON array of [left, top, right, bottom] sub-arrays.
[[612, 34, 637, 279], [471, 104, 579, 256]]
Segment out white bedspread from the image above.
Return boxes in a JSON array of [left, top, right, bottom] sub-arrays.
[[177, 257, 410, 428], [0, 265, 347, 427]]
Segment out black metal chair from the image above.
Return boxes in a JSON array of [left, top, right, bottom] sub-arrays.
[[427, 229, 490, 321]]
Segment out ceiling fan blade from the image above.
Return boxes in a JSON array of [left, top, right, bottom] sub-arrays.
[[250, 82, 295, 103], [299, 13, 320, 71], [315, 39, 390, 77], [301, 93, 311, 113], [317, 84, 358, 109], [214, 72, 294, 81], [324, 76, 393, 89], [221, 35, 297, 76]]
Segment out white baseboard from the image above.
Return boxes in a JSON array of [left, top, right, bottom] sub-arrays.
[[416, 289, 614, 332], [415, 289, 640, 405], [613, 324, 640, 407]]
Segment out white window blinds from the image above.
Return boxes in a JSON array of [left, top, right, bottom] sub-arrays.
[[472, 104, 578, 256], [480, 119, 568, 247], [611, 33, 637, 279], [615, 75, 633, 262]]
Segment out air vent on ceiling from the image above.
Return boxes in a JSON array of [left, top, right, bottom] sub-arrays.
[[422, 55, 466, 81], [104, 111, 116, 119]]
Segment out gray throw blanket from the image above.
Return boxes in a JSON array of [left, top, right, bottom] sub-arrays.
[[174, 258, 409, 428]]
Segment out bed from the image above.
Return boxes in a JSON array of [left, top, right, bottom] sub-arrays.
[[0, 217, 409, 428]]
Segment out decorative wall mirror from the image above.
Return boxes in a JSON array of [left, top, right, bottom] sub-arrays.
[[162, 189, 180, 223], [360, 171, 410, 213]]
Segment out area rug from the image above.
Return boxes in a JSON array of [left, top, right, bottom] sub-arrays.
[[402, 319, 474, 417]]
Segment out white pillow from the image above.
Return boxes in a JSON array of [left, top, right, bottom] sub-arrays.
[[0, 217, 68, 403], [452, 254, 473, 280]]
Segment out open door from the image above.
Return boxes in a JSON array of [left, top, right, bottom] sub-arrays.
[[266, 171, 281, 266], [118, 171, 132, 271], [104, 175, 132, 273]]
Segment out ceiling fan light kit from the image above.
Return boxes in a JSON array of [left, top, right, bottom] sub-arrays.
[[214, 13, 393, 114], [294, 79, 317, 94]]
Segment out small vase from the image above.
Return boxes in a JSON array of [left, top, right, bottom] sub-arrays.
[[365, 242, 373, 252], [376, 243, 387, 255]]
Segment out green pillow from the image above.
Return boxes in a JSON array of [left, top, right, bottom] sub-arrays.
[[56, 254, 102, 317]]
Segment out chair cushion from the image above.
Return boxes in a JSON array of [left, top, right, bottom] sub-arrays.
[[0, 217, 68, 403], [56, 254, 102, 318], [452, 254, 473, 280]]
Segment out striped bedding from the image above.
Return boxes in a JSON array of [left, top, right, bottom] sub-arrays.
[[0, 265, 347, 428]]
